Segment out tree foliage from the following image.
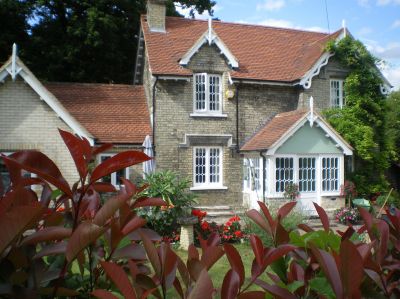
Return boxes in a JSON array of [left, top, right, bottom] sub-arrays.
[[0, 0, 215, 83], [324, 37, 391, 195], [386, 90, 400, 162]]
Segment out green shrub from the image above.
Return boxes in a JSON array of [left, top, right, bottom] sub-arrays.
[[376, 190, 400, 209], [137, 171, 197, 241]]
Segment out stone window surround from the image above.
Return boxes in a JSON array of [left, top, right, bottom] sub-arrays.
[[191, 146, 227, 191], [98, 153, 129, 188], [191, 73, 226, 117]]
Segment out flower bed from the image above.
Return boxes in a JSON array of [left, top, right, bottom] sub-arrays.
[[192, 209, 245, 243], [334, 207, 361, 224]]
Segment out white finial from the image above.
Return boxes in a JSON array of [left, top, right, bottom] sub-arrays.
[[342, 19, 347, 37], [309, 96, 314, 127], [11, 43, 17, 81], [208, 17, 212, 45]]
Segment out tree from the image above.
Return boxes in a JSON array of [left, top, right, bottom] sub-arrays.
[[387, 90, 400, 162], [0, 0, 31, 63], [324, 37, 391, 195], [12, 0, 214, 84]]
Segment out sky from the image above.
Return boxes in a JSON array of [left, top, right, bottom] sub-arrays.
[[175, 0, 400, 91]]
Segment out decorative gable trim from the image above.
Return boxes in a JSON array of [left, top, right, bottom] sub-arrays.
[[179, 24, 239, 68], [0, 52, 94, 145], [266, 111, 353, 156]]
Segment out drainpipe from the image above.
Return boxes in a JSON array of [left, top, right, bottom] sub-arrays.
[[260, 152, 266, 204], [236, 83, 241, 153], [152, 76, 159, 157]]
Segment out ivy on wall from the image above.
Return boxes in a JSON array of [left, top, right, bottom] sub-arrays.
[[324, 37, 392, 195]]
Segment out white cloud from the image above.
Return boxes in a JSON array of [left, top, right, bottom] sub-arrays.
[[365, 40, 400, 60], [257, 18, 326, 32], [256, 0, 285, 11], [392, 19, 400, 28], [377, 0, 400, 5], [358, 0, 370, 7], [174, 3, 221, 19], [381, 64, 400, 90]]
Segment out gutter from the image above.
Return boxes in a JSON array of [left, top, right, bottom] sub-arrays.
[[236, 82, 241, 153], [260, 152, 266, 204], [152, 76, 159, 157]]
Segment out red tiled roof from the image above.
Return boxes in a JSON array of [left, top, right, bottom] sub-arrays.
[[142, 16, 342, 82], [45, 83, 151, 144], [241, 110, 308, 151]]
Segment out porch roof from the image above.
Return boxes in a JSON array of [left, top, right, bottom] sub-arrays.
[[240, 109, 353, 155]]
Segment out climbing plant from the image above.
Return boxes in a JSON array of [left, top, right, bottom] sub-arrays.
[[324, 36, 391, 195]]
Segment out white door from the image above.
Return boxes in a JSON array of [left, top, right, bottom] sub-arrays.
[[298, 157, 319, 215]]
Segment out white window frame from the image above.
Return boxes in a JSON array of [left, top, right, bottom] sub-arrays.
[[191, 146, 227, 190], [98, 154, 130, 188], [268, 154, 343, 198], [192, 73, 223, 116], [330, 79, 345, 108], [320, 155, 341, 195]]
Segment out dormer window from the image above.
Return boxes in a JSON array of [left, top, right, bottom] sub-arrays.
[[330, 79, 345, 108], [193, 73, 223, 116]]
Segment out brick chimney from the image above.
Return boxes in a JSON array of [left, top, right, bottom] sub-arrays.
[[147, 0, 167, 32]]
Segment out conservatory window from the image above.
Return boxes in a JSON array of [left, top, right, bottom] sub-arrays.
[[321, 157, 339, 192], [275, 157, 294, 192], [298, 157, 316, 192]]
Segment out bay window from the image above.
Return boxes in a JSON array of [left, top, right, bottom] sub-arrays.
[[321, 157, 339, 192], [275, 157, 294, 192]]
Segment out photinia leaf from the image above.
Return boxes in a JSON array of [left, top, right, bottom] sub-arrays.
[[255, 279, 297, 299], [246, 209, 270, 235], [93, 192, 130, 226], [249, 234, 264, 266], [200, 246, 225, 270], [263, 245, 296, 267], [340, 240, 363, 298], [277, 201, 297, 221], [375, 220, 389, 264], [140, 230, 161, 277], [309, 277, 336, 299], [221, 269, 240, 299], [131, 197, 167, 209], [258, 201, 275, 234], [90, 151, 150, 183], [173, 277, 184, 299], [128, 228, 161, 242], [297, 223, 314, 233], [177, 255, 190, 287], [187, 259, 205, 282], [92, 182, 116, 193], [113, 244, 147, 260], [237, 291, 266, 299], [310, 245, 343, 298], [92, 143, 113, 156], [4, 151, 72, 197], [91, 289, 119, 299], [121, 216, 147, 236], [313, 202, 330, 232], [0, 203, 44, 254], [58, 129, 88, 178], [224, 243, 245, 286], [66, 222, 105, 263], [34, 241, 67, 259], [188, 269, 213, 299], [21, 226, 72, 245], [161, 244, 178, 289], [100, 261, 137, 299]]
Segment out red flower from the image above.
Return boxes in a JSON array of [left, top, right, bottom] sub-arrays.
[[234, 230, 242, 237], [229, 215, 240, 222], [225, 221, 232, 227], [201, 221, 209, 230]]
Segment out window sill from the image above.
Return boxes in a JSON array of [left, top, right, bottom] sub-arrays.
[[190, 113, 228, 118], [190, 185, 228, 191]]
